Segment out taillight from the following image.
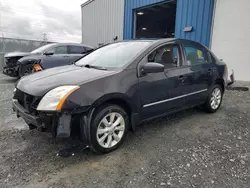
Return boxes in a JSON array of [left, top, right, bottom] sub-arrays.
[[33, 64, 42, 72]]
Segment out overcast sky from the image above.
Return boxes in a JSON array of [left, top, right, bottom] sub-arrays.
[[0, 0, 88, 42]]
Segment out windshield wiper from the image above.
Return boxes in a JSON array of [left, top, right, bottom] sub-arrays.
[[72, 56, 85, 65], [84, 64, 107, 70]]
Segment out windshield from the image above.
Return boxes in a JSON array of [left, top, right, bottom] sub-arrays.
[[75, 41, 151, 68], [31, 43, 57, 54]]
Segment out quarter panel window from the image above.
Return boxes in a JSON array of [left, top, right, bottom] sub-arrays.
[[206, 51, 213, 63], [148, 45, 179, 69], [69, 46, 86, 54], [183, 44, 207, 66]]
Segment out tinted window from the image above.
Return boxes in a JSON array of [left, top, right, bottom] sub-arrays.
[[183, 44, 207, 66], [75, 42, 151, 68], [69, 46, 86, 54], [85, 47, 93, 52], [48, 46, 67, 54], [148, 45, 179, 69]]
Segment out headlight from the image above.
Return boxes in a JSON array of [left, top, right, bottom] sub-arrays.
[[37, 85, 80, 111]]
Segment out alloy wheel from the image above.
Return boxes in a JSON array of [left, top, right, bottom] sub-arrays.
[[210, 88, 222, 110], [96, 112, 125, 148]]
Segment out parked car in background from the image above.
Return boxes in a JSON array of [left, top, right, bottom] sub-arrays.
[[12, 39, 234, 153], [3, 43, 94, 77]]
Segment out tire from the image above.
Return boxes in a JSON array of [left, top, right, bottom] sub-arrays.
[[203, 84, 223, 113], [90, 104, 129, 153], [20, 64, 33, 77]]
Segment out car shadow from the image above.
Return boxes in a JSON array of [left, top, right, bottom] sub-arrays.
[[134, 107, 204, 132]]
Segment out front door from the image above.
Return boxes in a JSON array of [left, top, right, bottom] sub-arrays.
[[42, 45, 72, 69], [139, 43, 189, 120]]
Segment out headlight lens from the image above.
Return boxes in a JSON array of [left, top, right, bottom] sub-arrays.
[[37, 85, 80, 111]]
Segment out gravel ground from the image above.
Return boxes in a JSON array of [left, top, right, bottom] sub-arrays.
[[0, 73, 249, 188]]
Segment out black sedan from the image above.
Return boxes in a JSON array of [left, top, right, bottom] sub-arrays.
[[12, 39, 234, 153]]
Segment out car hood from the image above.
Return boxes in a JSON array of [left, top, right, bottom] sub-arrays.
[[4, 52, 31, 58], [18, 55, 44, 64], [16, 65, 116, 96]]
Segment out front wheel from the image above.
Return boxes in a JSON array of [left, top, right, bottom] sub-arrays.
[[90, 105, 128, 153], [19, 64, 33, 77], [203, 84, 223, 113]]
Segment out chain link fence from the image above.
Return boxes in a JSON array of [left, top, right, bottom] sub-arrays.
[[0, 52, 4, 71], [0, 37, 52, 70]]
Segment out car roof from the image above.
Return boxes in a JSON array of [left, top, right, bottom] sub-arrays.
[[119, 38, 206, 48], [121, 38, 176, 43], [52, 43, 94, 49]]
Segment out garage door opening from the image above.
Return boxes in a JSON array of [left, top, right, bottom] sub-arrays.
[[135, 0, 177, 39]]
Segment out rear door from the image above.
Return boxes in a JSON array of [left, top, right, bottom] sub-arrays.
[[181, 42, 215, 106], [67, 45, 87, 63]]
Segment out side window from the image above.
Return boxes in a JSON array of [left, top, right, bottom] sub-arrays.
[[48, 46, 67, 54], [85, 47, 94, 52], [148, 45, 179, 69], [69, 46, 86, 54], [183, 44, 207, 66]]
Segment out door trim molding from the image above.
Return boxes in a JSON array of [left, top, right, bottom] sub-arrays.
[[143, 89, 208, 108]]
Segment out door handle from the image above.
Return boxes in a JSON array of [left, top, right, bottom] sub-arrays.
[[208, 69, 213, 75], [178, 75, 185, 79], [178, 75, 186, 82]]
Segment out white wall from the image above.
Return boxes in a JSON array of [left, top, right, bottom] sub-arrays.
[[81, 0, 124, 47], [211, 0, 250, 81]]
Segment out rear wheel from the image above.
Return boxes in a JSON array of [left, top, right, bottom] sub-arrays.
[[203, 84, 223, 113], [90, 105, 128, 153]]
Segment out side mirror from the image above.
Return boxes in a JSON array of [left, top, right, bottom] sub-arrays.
[[141, 63, 164, 74], [44, 52, 54, 56]]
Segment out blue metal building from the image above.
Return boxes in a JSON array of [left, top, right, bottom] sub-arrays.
[[82, 0, 250, 81], [124, 0, 214, 47]]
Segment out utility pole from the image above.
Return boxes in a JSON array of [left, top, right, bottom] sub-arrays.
[[42, 33, 48, 43]]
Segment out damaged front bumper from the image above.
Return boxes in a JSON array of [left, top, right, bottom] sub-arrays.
[[3, 65, 19, 77], [12, 99, 90, 140], [12, 99, 41, 126]]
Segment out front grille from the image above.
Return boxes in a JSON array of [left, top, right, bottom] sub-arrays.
[[14, 89, 41, 114], [14, 89, 25, 106]]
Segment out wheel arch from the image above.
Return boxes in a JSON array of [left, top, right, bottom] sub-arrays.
[[90, 93, 139, 131], [93, 93, 137, 110], [18, 59, 36, 77], [214, 78, 225, 93]]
